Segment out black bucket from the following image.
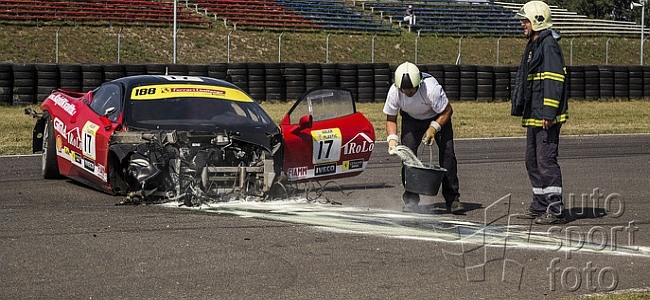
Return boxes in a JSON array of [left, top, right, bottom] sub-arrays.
[[404, 164, 447, 196]]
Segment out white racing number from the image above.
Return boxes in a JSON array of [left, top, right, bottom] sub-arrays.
[[311, 128, 342, 164], [159, 75, 204, 82]]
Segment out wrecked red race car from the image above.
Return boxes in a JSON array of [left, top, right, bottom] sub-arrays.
[[27, 75, 375, 206]]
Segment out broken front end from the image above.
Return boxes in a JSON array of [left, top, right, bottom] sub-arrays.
[[110, 130, 283, 206]]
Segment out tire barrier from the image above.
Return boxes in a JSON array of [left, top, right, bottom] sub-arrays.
[[82, 64, 104, 93], [305, 63, 322, 92], [283, 62, 305, 101], [493, 66, 510, 101], [247, 62, 265, 102], [103, 64, 127, 82], [629, 66, 644, 99], [442, 64, 460, 101], [36, 64, 59, 104], [459, 65, 477, 101], [13, 64, 36, 105], [59, 64, 82, 93], [2, 63, 649, 106], [338, 63, 358, 101], [599, 66, 614, 99], [0, 63, 12, 105], [264, 63, 284, 102], [357, 63, 374, 103], [568, 66, 585, 99], [373, 63, 391, 103], [207, 63, 227, 81], [476, 66, 495, 102], [584, 65, 600, 100]]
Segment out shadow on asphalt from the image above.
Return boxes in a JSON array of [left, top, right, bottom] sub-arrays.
[[564, 207, 608, 222]]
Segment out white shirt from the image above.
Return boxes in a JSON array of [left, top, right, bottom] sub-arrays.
[[383, 73, 449, 120]]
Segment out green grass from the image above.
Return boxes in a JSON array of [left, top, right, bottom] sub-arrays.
[[579, 291, 650, 300], [4, 99, 649, 156], [0, 25, 645, 66]]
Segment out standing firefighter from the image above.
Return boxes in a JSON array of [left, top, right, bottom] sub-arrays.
[[384, 62, 464, 214], [512, 1, 568, 224]]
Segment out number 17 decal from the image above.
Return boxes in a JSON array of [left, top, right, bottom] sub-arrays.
[[311, 128, 342, 164]]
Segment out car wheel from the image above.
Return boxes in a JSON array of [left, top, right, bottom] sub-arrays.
[[42, 112, 61, 179]]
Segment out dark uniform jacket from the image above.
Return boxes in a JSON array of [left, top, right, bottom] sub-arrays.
[[511, 29, 568, 127]]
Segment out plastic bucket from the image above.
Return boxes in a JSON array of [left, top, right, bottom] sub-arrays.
[[404, 164, 447, 196]]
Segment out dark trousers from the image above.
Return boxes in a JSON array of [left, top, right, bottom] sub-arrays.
[[525, 124, 564, 215], [400, 112, 460, 205]]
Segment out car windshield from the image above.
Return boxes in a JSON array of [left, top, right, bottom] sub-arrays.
[[126, 84, 273, 130], [129, 97, 273, 128]]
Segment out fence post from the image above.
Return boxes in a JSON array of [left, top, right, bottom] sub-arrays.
[[496, 37, 502, 66], [173, 0, 177, 64], [606, 38, 611, 65], [278, 33, 283, 63], [55, 27, 60, 64], [570, 37, 575, 65], [456, 36, 463, 65], [326, 33, 331, 63], [414, 30, 421, 64], [227, 30, 232, 63], [371, 33, 377, 63], [117, 27, 123, 64]]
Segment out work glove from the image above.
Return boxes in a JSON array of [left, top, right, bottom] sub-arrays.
[[387, 134, 399, 154], [422, 121, 441, 146]]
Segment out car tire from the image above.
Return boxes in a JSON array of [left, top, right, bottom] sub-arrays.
[[42, 112, 62, 179]]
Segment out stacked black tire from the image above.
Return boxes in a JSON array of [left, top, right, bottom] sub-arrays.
[[283, 63, 305, 101], [493, 66, 510, 101], [0, 64, 12, 105], [247, 63, 266, 102], [36, 64, 59, 103], [2, 63, 650, 106], [13, 64, 36, 105], [265, 63, 284, 102]]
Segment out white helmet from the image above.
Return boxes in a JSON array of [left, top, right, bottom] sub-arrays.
[[516, 1, 552, 31], [394, 62, 421, 89]]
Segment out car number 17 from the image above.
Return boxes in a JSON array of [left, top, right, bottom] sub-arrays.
[[311, 128, 342, 164]]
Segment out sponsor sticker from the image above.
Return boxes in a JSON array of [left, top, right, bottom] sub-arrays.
[[314, 163, 337, 176], [82, 122, 100, 160], [72, 151, 82, 164], [342, 132, 375, 155], [131, 84, 253, 102], [56, 135, 63, 152], [342, 159, 364, 171], [83, 157, 95, 172], [49, 94, 77, 116], [287, 166, 308, 180]]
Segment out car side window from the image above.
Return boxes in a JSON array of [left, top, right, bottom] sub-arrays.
[[289, 88, 355, 124], [89, 84, 122, 122]]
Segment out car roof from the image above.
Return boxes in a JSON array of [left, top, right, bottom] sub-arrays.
[[111, 75, 242, 91]]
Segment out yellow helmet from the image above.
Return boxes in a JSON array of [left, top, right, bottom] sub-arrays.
[[516, 1, 552, 31], [394, 62, 421, 89]]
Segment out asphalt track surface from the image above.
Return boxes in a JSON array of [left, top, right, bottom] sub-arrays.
[[1, 134, 649, 299]]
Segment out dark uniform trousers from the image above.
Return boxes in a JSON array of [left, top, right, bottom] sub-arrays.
[[399, 111, 460, 205], [526, 124, 564, 215]]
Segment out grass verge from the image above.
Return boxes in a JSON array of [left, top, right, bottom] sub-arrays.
[[3, 99, 649, 156]]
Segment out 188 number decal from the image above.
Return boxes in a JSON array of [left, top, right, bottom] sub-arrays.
[[134, 87, 156, 96]]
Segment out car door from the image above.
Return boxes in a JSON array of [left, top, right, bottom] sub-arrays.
[[75, 83, 124, 188], [279, 87, 375, 182]]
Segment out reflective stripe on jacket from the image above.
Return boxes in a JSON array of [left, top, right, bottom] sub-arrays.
[[511, 29, 569, 127]]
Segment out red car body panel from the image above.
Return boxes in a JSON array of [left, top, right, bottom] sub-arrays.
[[35, 76, 375, 201], [280, 112, 375, 182], [41, 91, 119, 191], [279, 88, 375, 183]]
